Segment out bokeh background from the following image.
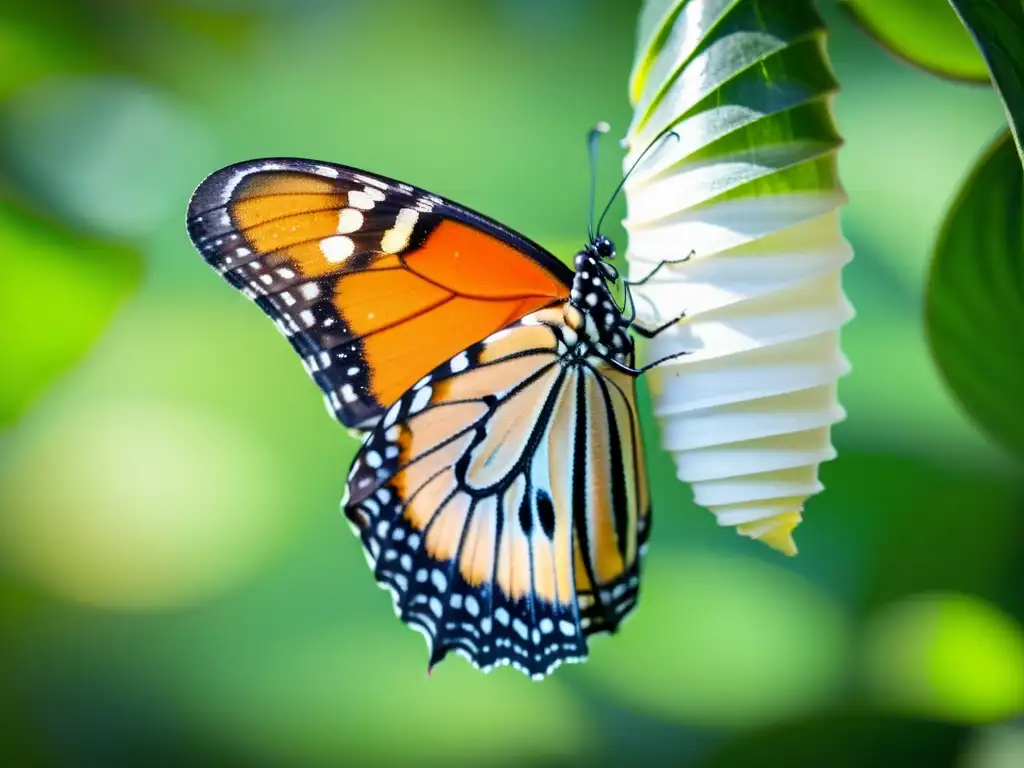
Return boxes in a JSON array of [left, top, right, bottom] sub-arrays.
[[2, 0, 1023, 765]]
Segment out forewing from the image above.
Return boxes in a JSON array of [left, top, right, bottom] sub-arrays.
[[186, 158, 573, 431]]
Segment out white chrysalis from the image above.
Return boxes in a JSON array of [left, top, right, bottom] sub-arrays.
[[622, 0, 854, 554]]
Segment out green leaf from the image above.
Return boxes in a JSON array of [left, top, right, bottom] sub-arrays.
[[925, 129, 1024, 462], [841, 0, 991, 83], [0, 198, 141, 426], [948, 0, 1024, 161]]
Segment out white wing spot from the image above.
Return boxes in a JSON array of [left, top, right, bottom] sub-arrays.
[[431, 570, 447, 593], [410, 386, 432, 414], [381, 208, 419, 254], [539, 618, 553, 634], [465, 595, 479, 617], [559, 620, 575, 636], [383, 401, 402, 428], [348, 190, 375, 210], [337, 207, 364, 234], [355, 174, 388, 191], [365, 450, 382, 469], [321, 235, 355, 262], [450, 351, 469, 373], [495, 608, 510, 627]]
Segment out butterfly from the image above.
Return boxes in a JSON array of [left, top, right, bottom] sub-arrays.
[[185, 130, 689, 680]]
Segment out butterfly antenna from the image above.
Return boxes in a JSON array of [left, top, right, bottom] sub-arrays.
[[587, 121, 610, 241], [594, 126, 680, 237]]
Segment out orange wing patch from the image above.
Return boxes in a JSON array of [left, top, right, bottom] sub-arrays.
[[406, 220, 570, 299], [356, 287, 551, 408]]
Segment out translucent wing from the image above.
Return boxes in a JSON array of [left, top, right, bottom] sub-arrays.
[[186, 158, 573, 432], [344, 307, 651, 679]]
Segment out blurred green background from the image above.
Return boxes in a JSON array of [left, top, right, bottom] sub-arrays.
[[2, 0, 1023, 765]]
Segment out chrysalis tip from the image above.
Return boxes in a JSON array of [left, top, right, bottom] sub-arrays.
[[737, 511, 802, 557]]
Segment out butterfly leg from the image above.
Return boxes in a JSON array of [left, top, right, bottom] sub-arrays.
[[621, 255, 691, 332], [623, 249, 694, 287], [607, 348, 693, 377], [631, 311, 688, 338]]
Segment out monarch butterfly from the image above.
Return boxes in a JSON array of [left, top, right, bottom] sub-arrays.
[[185, 126, 689, 679]]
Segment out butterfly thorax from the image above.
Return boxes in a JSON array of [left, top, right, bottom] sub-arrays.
[[564, 241, 633, 364]]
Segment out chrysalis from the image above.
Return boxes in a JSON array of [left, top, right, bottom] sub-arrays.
[[621, 0, 854, 554]]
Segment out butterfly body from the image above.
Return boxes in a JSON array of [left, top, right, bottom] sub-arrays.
[[186, 157, 683, 680], [566, 239, 635, 368]]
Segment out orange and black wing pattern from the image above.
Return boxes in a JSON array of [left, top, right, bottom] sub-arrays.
[[344, 308, 651, 679], [186, 158, 573, 431]]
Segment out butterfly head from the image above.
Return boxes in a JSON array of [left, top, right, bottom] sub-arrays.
[[589, 235, 616, 260]]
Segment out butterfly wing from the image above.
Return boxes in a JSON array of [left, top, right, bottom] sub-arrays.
[[344, 307, 651, 679], [186, 158, 573, 432]]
